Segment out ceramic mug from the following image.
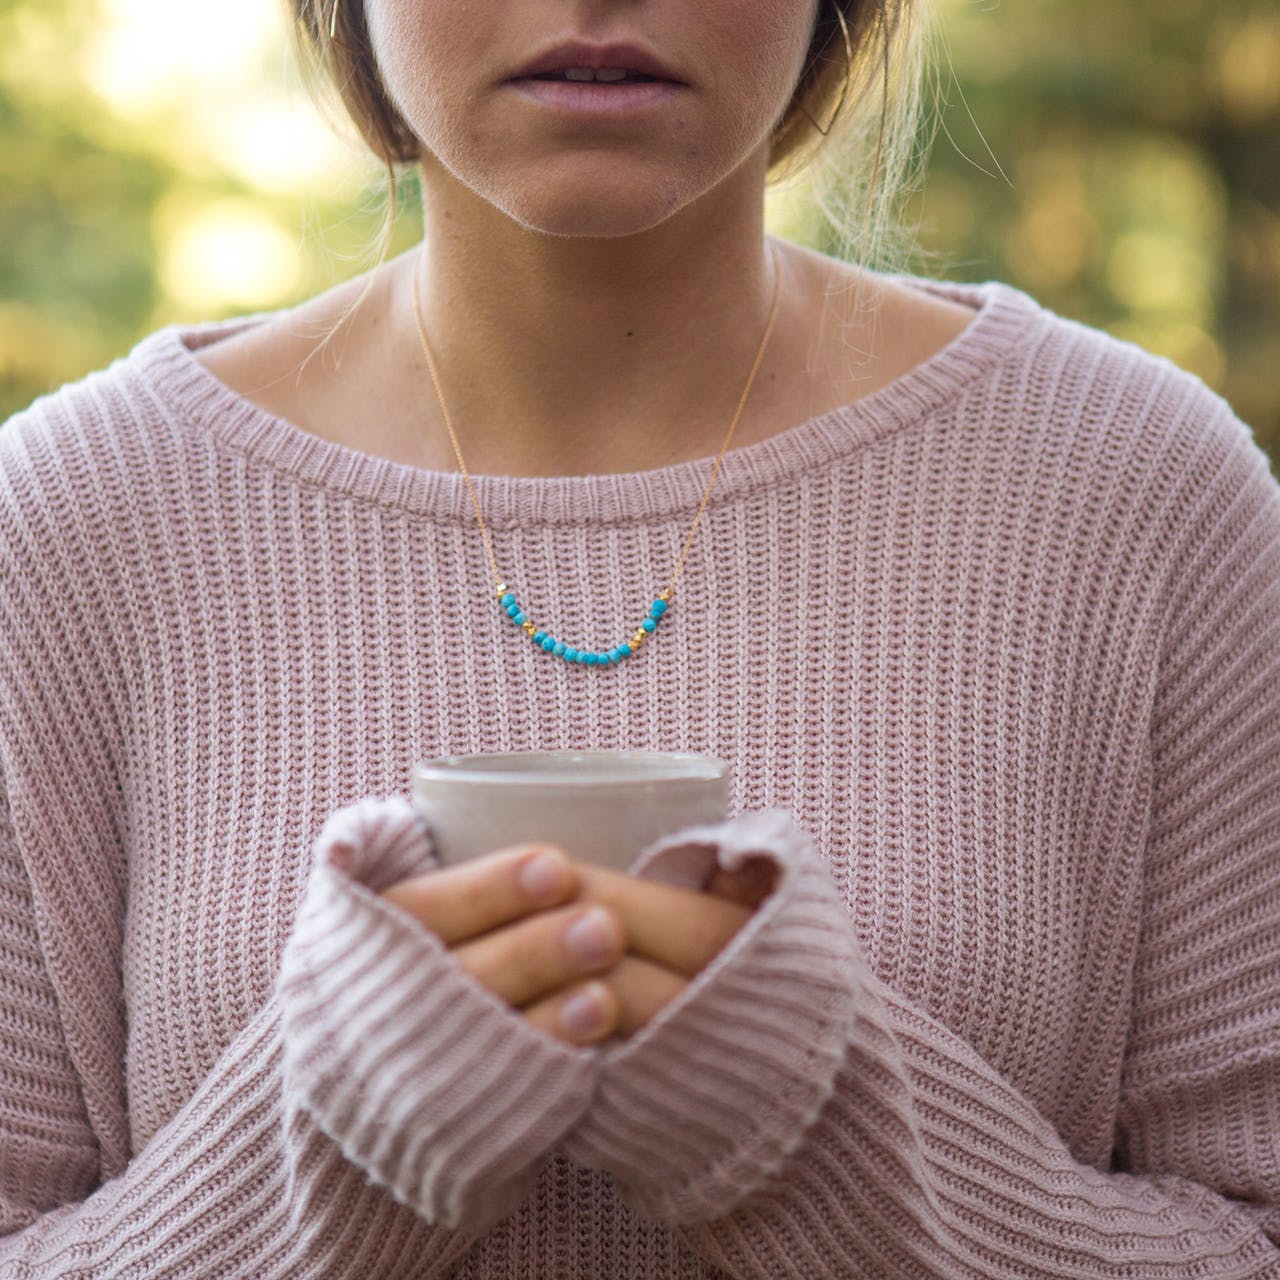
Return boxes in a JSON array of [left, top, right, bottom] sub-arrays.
[[411, 749, 731, 872]]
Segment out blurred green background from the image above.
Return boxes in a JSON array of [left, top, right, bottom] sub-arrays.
[[1, 0, 1277, 464]]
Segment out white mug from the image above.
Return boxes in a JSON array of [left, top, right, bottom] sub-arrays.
[[412, 749, 731, 872]]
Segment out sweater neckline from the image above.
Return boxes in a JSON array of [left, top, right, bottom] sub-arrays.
[[135, 273, 1040, 527]]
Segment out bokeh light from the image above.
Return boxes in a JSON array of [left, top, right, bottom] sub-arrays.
[[83, 0, 275, 115], [157, 196, 305, 312]]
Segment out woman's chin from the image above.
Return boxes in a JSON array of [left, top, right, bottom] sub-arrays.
[[494, 199, 686, 240], [477, 177, 692, 240]]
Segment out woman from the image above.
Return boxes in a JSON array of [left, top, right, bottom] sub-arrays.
[[1, 0, 1277, 1275]]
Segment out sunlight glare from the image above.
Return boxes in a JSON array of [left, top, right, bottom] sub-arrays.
[[159, 199, 303, 311], [85, 0, 277, 115]]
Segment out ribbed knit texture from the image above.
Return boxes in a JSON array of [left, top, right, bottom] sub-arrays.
[[0, 274, 1278, 1277]]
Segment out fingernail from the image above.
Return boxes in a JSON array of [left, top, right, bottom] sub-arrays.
[[565, 907, 618, 965], [519, 851, 567, 902], [560, 985, 607, 1037]]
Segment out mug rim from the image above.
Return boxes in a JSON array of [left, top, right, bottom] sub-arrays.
[[413, 749, 729, 786]]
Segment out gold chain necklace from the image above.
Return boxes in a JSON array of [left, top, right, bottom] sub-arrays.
[[409, 241, 782, 667]]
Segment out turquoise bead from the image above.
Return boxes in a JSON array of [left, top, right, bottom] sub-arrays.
[[533, 629, 547, 644], [505, 602, 519, 617], [651, 599, 668, 616], [564, 645, 578, 661], [553, 640, 565, 656], [514, 610, 526, 624], [541, 636, 556, 652], [500, 592, 515, 607], [641, 617, 657, 632]]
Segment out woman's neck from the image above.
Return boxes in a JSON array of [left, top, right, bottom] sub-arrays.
[[406, 181, 791, 476]]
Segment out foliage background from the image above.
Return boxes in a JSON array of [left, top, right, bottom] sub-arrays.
[[1, 0, 1277, 466]]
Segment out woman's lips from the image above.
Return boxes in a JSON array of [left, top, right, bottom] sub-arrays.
[[504, 78, 686, 116]]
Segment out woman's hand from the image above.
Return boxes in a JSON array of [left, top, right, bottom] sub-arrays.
[[380, 845, 775, 1046]]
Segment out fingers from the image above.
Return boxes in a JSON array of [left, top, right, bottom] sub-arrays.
[[452, 903, 625, 1007], [377, 843, 757, 1049], [572, 865, 753, 978], [521, 978, 619, 1045], [380, 844, 578, 945], [522, 957, 687, 1045], [605, 955, 689, 1038]]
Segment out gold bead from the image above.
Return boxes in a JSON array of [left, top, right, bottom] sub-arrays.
[[523, 621, 537, 636], [631, 630, 647, 646]]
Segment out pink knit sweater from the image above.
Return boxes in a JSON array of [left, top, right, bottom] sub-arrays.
[[1, 275, 1278, 1278]]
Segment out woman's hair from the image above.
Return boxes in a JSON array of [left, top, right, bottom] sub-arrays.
[[289, 0, 934, 275]]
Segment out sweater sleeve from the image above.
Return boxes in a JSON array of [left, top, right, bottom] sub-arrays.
[[561, 415, 1280, 1277], [0, 792, 596, 1276]]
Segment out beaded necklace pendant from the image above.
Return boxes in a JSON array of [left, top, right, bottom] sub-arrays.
[[496, 583, 670, 666]]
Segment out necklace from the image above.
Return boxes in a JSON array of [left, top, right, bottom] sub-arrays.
[[409, 241, 783, 667]]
